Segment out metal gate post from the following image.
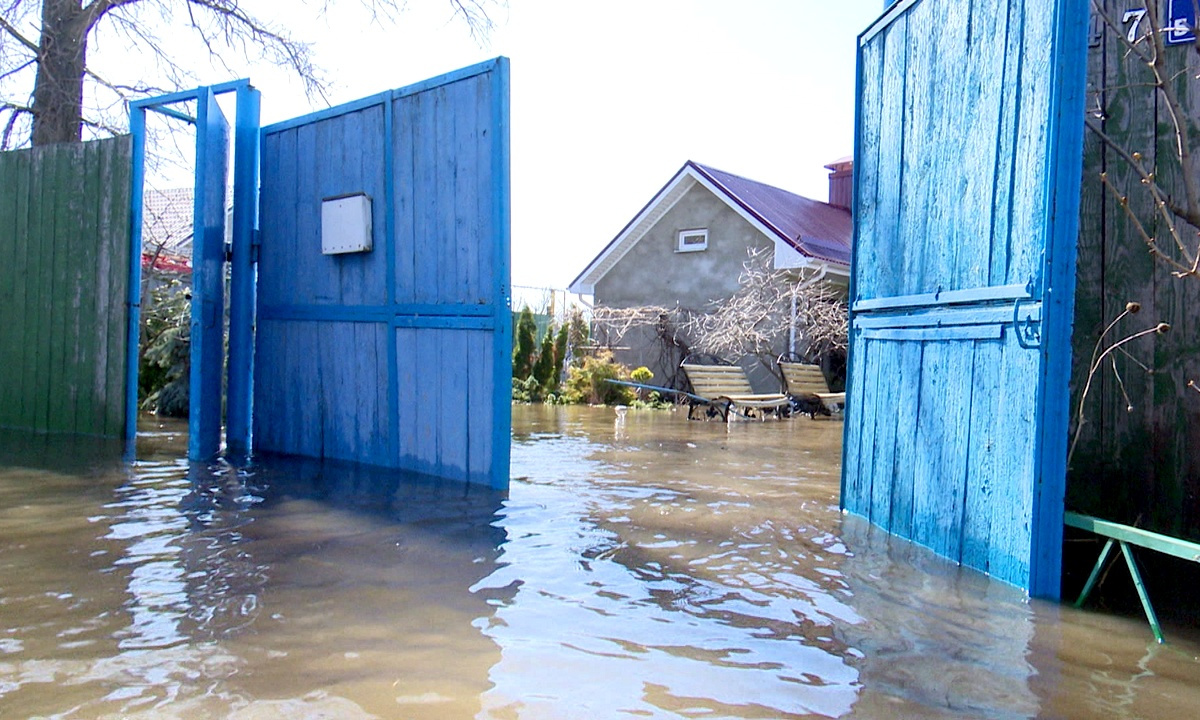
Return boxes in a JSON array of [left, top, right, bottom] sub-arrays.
[[125, 107, 148, 458], [226, 83, 261, 456]]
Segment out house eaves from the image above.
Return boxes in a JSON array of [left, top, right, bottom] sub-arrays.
[[690, 162, 852, 270], [567, 165, 699, 295], [569, 161, 851, 295]]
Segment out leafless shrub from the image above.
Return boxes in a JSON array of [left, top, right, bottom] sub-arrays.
[[591, 248, 848, 377]]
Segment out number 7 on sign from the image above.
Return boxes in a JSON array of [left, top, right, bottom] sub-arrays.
[[1122, 8, 1147, 44]]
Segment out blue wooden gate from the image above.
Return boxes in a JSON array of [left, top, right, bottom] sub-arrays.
[[253, 59, 511, 489], [189, 89, 229, 460], [844, 0, 1089, 597]]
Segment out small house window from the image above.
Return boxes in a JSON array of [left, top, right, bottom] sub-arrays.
[[677, 228, 708, 253]]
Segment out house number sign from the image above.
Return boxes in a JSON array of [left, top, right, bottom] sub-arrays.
[[1122, 3, 1197, 45]]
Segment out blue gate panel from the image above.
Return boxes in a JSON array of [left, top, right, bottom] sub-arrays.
[[856, 0, 1054, 303], [255, 59, 511, 489], [845, 0, 1088, 597], [190, 90, 230, 461], [393, 74, 496, 307], [252, 320, 391, 462], [258, 104, 389, 310], [393, 327, 496, 485], [845, 332, 1040, 584]]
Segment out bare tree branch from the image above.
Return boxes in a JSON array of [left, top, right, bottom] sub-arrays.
[[0, 12, 40, 53], [593, 248, 848, 382], [1, 0, 499, 146], [1089, 0, 1200, 280], [1, 101, 31, 148], [0, 58, 35, 82], [83, 0, 145, 31]]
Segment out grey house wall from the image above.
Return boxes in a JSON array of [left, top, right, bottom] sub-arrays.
[[594, 182, 776, 389], [596, 183, 773, 310]]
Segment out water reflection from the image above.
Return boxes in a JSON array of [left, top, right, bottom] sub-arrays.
[[0, 424, 507, 718], [836, 517, 1039, 719], [484, 405, 861, 717], [2, 409, 1200, 718]]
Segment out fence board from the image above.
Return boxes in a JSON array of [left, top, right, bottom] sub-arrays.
[[28, 146, 52, 430], [74, 139, 101, 433], [874, 17, 907, 299], [889, 341, 923, 539], [100, 139, 130, 436], [0, 151, 18, 427], [47, 143, 78, 432], [961, 338, 1002, 571], [868, 342, 899, 525]]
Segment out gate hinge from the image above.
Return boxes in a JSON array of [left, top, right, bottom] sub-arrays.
[[1013, 297, 1042, 349], [224, 241, 233, 263], [250, 229, 262, 264]]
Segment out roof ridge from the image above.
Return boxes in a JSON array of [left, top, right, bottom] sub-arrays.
[[692, 160, 836, 211]]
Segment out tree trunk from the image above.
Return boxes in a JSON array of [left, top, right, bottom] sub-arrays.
[[31, 0, 89, 146]]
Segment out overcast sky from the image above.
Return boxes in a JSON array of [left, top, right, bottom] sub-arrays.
[[145, 1, 885, 291]]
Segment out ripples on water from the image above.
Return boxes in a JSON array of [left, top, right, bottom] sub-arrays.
[[1, 408, 1199, 719]]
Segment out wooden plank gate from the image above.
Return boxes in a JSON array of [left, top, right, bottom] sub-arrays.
[[253, 59, 512, 489], [844, 0, 1090, 597], [122, 61, 510, 489]]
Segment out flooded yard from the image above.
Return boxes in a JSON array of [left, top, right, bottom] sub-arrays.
[[1, 404, 1199, 718]]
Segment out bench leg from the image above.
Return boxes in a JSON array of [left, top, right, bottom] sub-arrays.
[[1074, 538, 1115, 609], [1073, 537, 1166, 644], [1120, 541, 1165, 644], [714, 399, 731, 422]]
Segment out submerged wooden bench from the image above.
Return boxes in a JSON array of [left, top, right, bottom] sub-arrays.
[[679, 363, 791, 421], [777, 360, 846, 415], [1066, 511, 1200, 643]]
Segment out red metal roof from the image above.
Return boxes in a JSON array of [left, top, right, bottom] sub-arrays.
[[142, 251, 191, 274], [689, 162, 852, 266]]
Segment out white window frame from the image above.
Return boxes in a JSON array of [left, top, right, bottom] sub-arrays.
[[676, 228, 708, 253]]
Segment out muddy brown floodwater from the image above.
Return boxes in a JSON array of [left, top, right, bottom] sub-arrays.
[[1, 405, 1199, 719]]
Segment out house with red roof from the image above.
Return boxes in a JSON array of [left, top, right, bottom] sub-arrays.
[[141, 187, 195, 275], [568, 159, 853, 388]]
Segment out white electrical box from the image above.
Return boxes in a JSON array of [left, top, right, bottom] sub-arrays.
[[321, 193, 373, 254]]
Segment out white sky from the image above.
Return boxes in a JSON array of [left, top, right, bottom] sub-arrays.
[[152, 1, 886, 290]]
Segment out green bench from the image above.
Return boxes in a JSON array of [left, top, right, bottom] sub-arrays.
[[1066, 511, 1200, 643]]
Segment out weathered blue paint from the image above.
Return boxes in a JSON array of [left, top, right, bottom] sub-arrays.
[[226, 84, 262, 456], [254, 58, 511, 489], [1030, 0, 1089, 596], [489, 59, 513, 490], [189, 90, 230, 461], [852, 282, 1032, 311], [125, 109, 147, 456], [844, 0, 1089, 598]]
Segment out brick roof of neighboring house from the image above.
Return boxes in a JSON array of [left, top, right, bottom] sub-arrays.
[[568, 160, 852, 295], [142, 187, 195, 256]]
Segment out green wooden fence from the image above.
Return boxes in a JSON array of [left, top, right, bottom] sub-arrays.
[[0, 136, 132, 437]]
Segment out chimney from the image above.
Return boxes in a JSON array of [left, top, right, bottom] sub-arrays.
[[824, 156, 853, 212]]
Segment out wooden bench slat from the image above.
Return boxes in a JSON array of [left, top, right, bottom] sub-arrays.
[[680, 363, 790, 417]]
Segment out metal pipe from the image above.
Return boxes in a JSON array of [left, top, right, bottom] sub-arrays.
[[124, 108, 147, 459]]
